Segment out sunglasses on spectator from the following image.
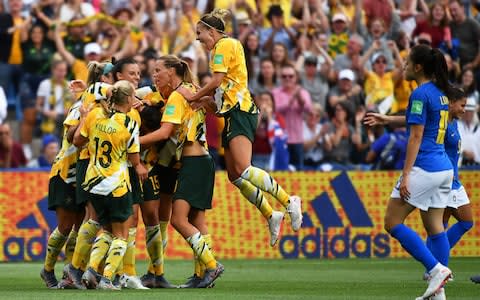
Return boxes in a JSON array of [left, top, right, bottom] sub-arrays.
[[281, 74, 295, 79], [374, 59, 387, 64], [417, 39, 431, 46]]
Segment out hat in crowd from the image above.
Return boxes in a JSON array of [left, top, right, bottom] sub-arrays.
[[42, 134, 59, 150], [304, 55, 318, 66], [84, 43, 102, 56], [465, 97, 478, 111], [371, 52, 387, 64], [332, 13, 348, 23], [236, 11, 251, 25], [338, 69, 355, 81]]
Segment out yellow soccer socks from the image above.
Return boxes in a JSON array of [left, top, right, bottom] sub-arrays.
[[71, 219, 100, 270], [103, 238, 127, 281], [89, 231, 113, 272], [240, 166, 290, 207], [122, 228, 137, 276], [44, 228, 67, 272], [64, 229, 78, 265], [186, 232, 216, 270], [146, 225, 164, 275], [232, 176, 273, 219]]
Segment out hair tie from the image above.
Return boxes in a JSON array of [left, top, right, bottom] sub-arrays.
[[199, 19, 226, 34]]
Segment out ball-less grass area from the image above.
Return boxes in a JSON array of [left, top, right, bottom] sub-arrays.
[[0, 258, 478, 300]]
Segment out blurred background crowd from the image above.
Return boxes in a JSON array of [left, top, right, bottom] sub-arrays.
[[0, 0, 479, 171]]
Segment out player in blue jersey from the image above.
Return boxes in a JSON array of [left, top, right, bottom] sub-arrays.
[[364, 45, 454, 300]]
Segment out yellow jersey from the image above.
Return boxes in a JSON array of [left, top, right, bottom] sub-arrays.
[[49, 101, 82, 183], [364, 71, 395, 106], [210, 37, 258, 115], [161, 83, 206, 160], [78, 82, 112, 160], [80, 107, 140, 197]]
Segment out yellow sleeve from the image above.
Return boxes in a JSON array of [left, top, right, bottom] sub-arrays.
[[211, 39, 233, 74], [127, 120, 140, 154], [161, 92, 184, 125], [72, 59, 88, 82], [64, 101, 81, 127], [80, 108, 97, 138], [128, 108, 142, 128], [364, 71, 375, 96]]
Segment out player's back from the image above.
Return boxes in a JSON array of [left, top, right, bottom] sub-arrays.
[[406, 82, 452, 172], [445, 120, 461, 189]]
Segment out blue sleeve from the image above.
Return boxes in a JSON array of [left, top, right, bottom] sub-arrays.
[[371, 133, 390, 154], [406, 88, 428, 125], [259, 28, 272, 49]]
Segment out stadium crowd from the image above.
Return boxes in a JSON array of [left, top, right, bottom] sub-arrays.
[[1, 0, 480, 170]]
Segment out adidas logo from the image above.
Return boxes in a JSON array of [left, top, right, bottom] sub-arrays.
[[279, 172, 391, 258], [3, 196, 57, 261]]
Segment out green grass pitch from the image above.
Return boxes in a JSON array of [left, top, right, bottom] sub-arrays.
[[0, 258, 478, 299]]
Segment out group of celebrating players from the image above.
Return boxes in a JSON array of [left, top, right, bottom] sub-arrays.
[[39, 9, 303, 291]]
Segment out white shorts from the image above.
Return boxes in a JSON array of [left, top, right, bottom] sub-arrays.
[[446, 185, 470, 209], [390, 166, 453, 211]]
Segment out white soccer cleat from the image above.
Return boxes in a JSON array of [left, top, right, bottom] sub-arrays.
[[431, 288, 446, 300], [421, 264, 451, 299], [120, 274, 149, 289], [268, 211, 284, 247], [287, 195, 303, 231]]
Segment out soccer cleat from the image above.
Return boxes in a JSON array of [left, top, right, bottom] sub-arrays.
[[155, 274, 176, 288], [66, 264, 86, 290], [62, 264, 69, 279], [120, 274, 149, 289], [178, 274, 202, 288], [40, 268, 58, 289], [471, 274, 480, 283], [196, 262, 224, 288], [57, 278, 76, 289], [268, 211, 284, 247], [287, 195, 303, 231], [97, 277, 121, 291], [422, 272, 431, 281], [430, 288, 446, 300], [421, 264, 451, 299], [140, 272, 156, 288], [82, 267, 101, 289]]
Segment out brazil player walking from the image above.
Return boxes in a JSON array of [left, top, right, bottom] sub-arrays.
[[140, 55, 224, 288], [365, 45, 454, 299], [73, 80, 147, 290], [178, 9, 302, 247]]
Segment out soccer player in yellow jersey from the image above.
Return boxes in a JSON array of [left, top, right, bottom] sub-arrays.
[[178, 9, 303, 246], [40, 99, 85, 289], [73, 80, 148, 290], [141, 55, 224, 288]]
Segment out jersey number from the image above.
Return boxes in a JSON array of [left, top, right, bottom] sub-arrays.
[[436, 110, 448, 144], [149, 175, 160, 193], [94, 137, 113, 168]]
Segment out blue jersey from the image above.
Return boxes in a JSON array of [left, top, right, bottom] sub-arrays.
[[406, 82, 452, 172], [445, 120, 461, 190]]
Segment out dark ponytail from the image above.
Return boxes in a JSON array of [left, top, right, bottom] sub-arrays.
[[447, 86, 466, 103], [409, 45, 452, 95]]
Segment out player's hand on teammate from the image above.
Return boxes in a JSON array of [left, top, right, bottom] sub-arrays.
[[176, 86, 194, 102], [70, 80, 87, 93]]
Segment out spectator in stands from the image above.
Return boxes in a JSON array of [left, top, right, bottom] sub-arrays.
[[332, 33, 365, 82], [329, 0, 368, 33], [297, 55, 330, 109], [326, 69, 364, 119], [392, 30, 417, 113], [360, 40, 403, 114], [303, 102, 327, 170], [26, 134, 58, 168], [0, 86, 6, 123], [269, 42, 291, 79], [412, 1, 451, 48], [366, 122, 407, 170], [0, 0, 26, 99], [322, 101, 359, 169], [449, 0, 480, 70], [243, 31, 261, 83], [58, 0, 95, 23], [35, 60, 74, 142], [363, 0, 401, 38], [272, 63, 312, 170], [29, 1, 56, 30], [259, 4, 296, 54], [235, 11, 256, 45], [364, 18, 395, 69], [458, 97, 480, 166], [253, 91, 289, 171], [0, 122, 26, 168], [459, 69, 480, 108], [19, 23, 55, 156], [250, 57, 278, 96], [444, 52, 461, 83], [327, 13, 354, 59], [134, 53, 152, 87]]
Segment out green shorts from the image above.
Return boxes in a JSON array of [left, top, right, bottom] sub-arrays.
[[174, 155, 215, 210], [222, 108, 258, 148], [48, 175, 84, 212], [128, 167, 143, 204], [89, 192, 133, 225], [142, 164, 178, 201], [75, 159, 91, 205]]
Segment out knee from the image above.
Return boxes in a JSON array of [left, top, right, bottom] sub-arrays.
[[228, 165, 249, 182], [383, 215, 398, 234], [57, 223, 73, 236], [142, 210, 159, 227]]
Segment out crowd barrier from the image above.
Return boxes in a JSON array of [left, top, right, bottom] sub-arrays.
[[1, 170, 479, 261]]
